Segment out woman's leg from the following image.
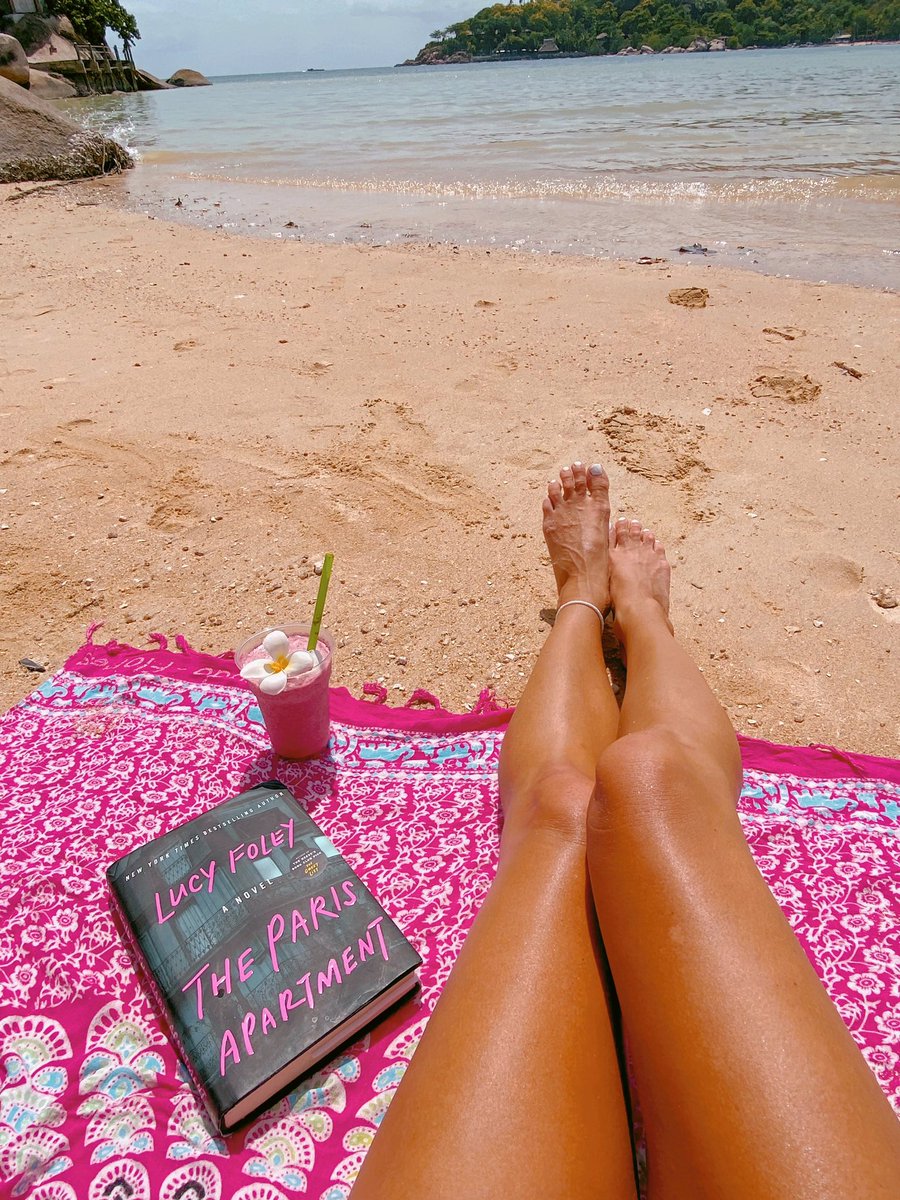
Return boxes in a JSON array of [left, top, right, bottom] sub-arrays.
[[589, 519, 900, 1200], [353, 464, 636, 1200]]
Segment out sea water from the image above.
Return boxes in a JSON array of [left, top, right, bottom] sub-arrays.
[[67, 45, 900, 288]]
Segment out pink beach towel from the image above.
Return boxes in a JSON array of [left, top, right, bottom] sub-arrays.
[[0, 633, 897, 1199]]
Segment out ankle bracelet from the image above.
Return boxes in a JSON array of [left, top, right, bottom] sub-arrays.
[[555, 599, 605, 622]]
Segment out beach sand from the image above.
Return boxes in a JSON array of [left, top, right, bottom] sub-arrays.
[[2, 177, 897, 754]]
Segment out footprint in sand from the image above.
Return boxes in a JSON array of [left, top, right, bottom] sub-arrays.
[[749, 372, 821, 404], [798, 552, 864, 594], [296, 361, 333, 377], [148, 467, 206, 532], [599, 406, 710, 486], [762, 326, 806, 342], [668, 287, 709, 309]]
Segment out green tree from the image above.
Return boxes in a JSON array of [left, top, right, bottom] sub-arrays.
[[46, 0, 140, 45], [414, 0, 894, 58]]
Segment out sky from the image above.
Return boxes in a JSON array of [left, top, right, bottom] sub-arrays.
[[124, 1, 478, 76]]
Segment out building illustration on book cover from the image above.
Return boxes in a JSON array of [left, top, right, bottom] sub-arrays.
[[107, 781, 421, 1131]]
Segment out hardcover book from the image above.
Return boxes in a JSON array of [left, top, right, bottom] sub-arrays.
[[107, 780, 421, 1132]]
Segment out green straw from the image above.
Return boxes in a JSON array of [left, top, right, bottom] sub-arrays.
[[307, 553, 333, 653]]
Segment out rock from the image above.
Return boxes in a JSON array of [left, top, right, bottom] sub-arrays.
[[28, 69, 77, 100], [54, 15, 77, 41], [0, 74, 133, 183], [640, 45, 655, 54], [168, 68, 212, 87], [709, 37, 727, 51], [668, 287, 709, 309], [0, 34, 29, 88], [26, 27, 79, 65], [871, 585, 898, 610], [134, 68, 175, 91], [686, 37, 709, 52]]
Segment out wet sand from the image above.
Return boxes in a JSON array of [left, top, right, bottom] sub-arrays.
[[2, 177, 897, 753]]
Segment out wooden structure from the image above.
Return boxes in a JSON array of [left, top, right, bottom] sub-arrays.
[[30, 41, 141, 94]]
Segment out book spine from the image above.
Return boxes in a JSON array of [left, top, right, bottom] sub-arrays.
[[107, 876, 224, 1130]]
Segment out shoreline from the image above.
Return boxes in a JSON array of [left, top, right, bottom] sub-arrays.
[[2, 179, 898, 754], [118, 167, 900, 293], [399, 39, 900, 67]]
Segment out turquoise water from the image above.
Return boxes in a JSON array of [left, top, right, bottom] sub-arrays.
[[69, 46, 900, 287]]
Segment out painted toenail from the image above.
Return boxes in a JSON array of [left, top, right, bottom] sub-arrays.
[[589, 464, 604, 475], [573, 461, 583, 467]]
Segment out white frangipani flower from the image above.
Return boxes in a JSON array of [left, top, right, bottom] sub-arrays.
[[240, 630, 318, 696]]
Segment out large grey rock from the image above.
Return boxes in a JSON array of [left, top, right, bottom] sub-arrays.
[[0, 34, 29, 88], [168, 68, 211, 87], [135, 68, 175, 90], [28, 69, 77, 100], [0, 74, 132, 183], [54, 15, 77, 41]]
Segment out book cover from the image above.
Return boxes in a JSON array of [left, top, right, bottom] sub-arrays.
[[106, 781, 421, 1132]]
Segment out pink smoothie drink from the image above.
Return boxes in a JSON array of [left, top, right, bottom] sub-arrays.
[[236, 625, 334, 759]]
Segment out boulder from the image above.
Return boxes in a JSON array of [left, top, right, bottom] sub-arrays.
[[54, 15, 77, 41], [135, 68, 175, 90], [640, 45, 655, 54], [0, 74, 133, 183], [709, 37, 727, 51], [0, 34, 29, 88], [168, 68, 211, 87], [28, 69, 77, 100], [686, 37, 709, 52]]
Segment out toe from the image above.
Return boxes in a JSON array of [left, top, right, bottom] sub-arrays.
[[560, 466, 575, 499], [629, 519, 643, 541], [641, 527, 655, 545], [572, 462, 587, 495], [547, 480, 562, 507], [587, 464, 608, 497], [542, 496, 554, 520], [614, 517, 630, 545]]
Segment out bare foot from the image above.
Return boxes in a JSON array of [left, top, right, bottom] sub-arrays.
[[609, 518, 673, 643], [542, 462, 611, 614]]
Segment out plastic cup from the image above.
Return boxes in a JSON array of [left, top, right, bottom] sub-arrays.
[[235, 623, 334, 759]]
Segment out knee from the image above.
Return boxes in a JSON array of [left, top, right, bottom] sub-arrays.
[[502, 763, 597, 844], [588, 727, 737, 839]]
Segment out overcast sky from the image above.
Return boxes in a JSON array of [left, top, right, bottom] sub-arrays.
[[125, 1, 477, 76]]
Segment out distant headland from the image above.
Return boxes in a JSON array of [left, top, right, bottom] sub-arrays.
[[400, 0, 898, 65]]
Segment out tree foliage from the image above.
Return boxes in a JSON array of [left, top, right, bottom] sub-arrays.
[[422, 0, 899, 56], [46, 0, 140, 45]]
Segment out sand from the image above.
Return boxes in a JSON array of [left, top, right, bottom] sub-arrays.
[[1, 177, 897, 754]]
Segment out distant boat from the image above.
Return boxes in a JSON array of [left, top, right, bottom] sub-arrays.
[[306, 68, 325, 72]]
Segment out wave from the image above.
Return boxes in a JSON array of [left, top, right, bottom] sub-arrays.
[[142, 163, 900, 205]]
